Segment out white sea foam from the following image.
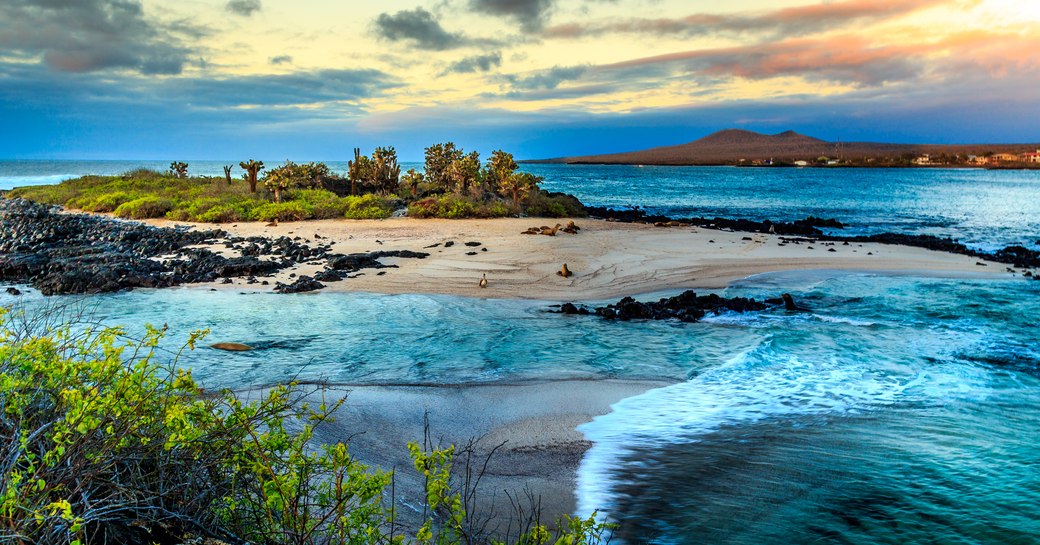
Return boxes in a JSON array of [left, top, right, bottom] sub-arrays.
[[574, 337, 975, 517], [811, 314, 878, 326]]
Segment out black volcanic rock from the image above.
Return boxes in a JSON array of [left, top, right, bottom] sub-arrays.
[[0, 198, 431, 296], [584, 207, 837, 237], [326, 250, 428, 273], [555, 290, 779, 323], [274, 276, 325, 293]]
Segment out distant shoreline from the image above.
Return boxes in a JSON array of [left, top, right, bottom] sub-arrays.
[[522, 160, 1040, 170], [528, 128, 1040, 168]]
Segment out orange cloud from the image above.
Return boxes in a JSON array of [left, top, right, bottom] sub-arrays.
[[543, 0, 950, 40], [596, 28, 1040, 86]]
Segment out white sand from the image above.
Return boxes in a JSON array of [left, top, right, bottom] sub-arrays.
[[145, 217, 1004, 300], [164, 216, 1004, 531]]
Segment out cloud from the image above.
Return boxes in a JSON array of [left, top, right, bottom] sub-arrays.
[[444, 51, 503, 74], [269, 55, 293, 65], [0, 62, 397, 113], [505, 65, 589, 90], [0, 0, 192, 75], [470, 0, 553, 31], [544, 0, 946, 39], [0, 59, 408, 157], [226, 0, 262, 16], [601, 36, 920, 86], [173, 69, 398, 108], [374, 8, 468, 50]]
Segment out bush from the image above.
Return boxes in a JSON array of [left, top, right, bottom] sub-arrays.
[[120, 168, 166, 181], [0, 312, 390, 545], [523, 190, 586, 218], [253, 201, 313, 222], [288, 189, 348, 219], [165, 209, 191, 221], [343, 194, 392, 219], [197, 202, 251, 223], [113, 196, 174, 219], [407, 194, 477, 219], [475, 200, 512, 218], [82, 192, 136, 213], [0, 310, 614, 545]]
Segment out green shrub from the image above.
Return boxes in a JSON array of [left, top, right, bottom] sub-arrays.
[[0, 312, 390, 545], [0, 310, 614, 545], [476, 200, 512, 218], [165, 209, 191, 221], [7, 184, 81, 207], [288, 189, 348, 219], [113, 196, 174, 219], [197, 202, 252, 223], [253, 201, 313, 222], [407, 194, 478, 219], [407, 197, 438, 218], [178, 197, 224, 219], [120, 168, 166, 181], [82, 192, 135, 213], [523, 190, 587, 218], [343, 194, 392, 219]]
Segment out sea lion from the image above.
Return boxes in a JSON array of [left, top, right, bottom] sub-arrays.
[[479, 273, 488, 288], [210, 342, 254, 351], [541, 223, 562, 236], [557, 263, 573, 278], [265, 218, 279, 227]]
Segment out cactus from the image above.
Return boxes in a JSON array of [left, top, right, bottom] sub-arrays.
[[239, 160, 265, 193], [169, 161, 189, 178]]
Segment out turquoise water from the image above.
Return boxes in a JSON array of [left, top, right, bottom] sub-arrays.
[[526, 164, 1040, 252], [577, 272, 1040, 543], [2, 273, 1039, 542], [3, 161, 1039, 251], [3, 161, 1040, 542]]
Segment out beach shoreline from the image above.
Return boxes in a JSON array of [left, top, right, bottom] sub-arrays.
[[293, 378, 674, 533], [143, 216, 1008, 301]]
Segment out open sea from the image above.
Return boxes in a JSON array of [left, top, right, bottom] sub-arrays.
[[2, 160, 1040, 543]]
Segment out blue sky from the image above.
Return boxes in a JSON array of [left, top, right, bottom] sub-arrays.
[[1, 0, 1038, 161]]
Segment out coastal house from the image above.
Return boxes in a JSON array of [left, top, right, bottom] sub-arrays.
[[793, 160, 809, 167], [1020, 150, 1040, 163], [913, 154, 931, 165], [992, 153, 1019, 162], [969, 155, 990, 165]]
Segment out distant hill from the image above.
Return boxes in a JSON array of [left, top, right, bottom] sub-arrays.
[[532, 129, 1040, 165]]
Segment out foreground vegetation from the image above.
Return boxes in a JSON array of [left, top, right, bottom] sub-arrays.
[[5, 146, 586, 222], [0, 307, 610, 544]]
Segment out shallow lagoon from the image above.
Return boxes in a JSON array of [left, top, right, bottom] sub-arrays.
[[4, 271, 1039, 543]]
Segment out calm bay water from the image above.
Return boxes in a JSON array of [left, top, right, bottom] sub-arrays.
[[2, 160, 1040, 543], [2, 160, 1038, 251]]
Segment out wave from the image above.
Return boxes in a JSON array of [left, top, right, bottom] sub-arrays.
[[574, 334, 996, 517]]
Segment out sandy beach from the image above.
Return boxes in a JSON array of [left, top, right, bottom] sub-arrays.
[[139, 216, 1008, 531], [290, 379, 671, 534], [147, 217, 1004, 300]]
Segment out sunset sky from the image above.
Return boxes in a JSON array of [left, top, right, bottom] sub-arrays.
[[1, 0, 1038, 160]]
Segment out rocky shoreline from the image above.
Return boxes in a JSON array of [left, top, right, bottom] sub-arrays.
[[585, 206, 1040, 272], [555, 290, 799, 322], [0, 199, 428, 295], [3, 198, 1036, 298]]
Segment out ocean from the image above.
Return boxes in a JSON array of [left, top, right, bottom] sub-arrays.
[[3, 160, 1039, 252], [2, 160, 1039, 543]]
